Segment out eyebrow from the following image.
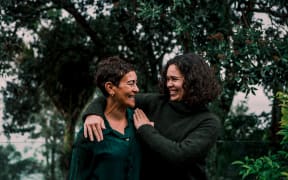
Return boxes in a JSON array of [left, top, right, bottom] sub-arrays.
[[167, 75, 183, 79], [127, 80, 137, 83]]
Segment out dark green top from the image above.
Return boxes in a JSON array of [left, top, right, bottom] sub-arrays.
[[83, 94, 221, 180], [69, 108, 141, 180]]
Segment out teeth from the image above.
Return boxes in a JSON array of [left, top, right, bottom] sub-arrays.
[[169, 91, 176, 94]]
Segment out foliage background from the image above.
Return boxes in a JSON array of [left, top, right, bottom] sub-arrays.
[[0, 0, 287, 179]]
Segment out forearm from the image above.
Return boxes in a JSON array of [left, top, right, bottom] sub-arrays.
[[137, 120, 220, 164], [82, 94, 155, 120], [135, 93, 161, 111], [82, 96, 106, 122]]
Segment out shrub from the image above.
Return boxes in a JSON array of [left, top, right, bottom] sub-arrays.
[[232, 92, 288, 179]]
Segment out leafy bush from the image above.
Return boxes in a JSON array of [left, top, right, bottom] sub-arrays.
[[0, 144, 41, 180], [232, 92, 288, 179]]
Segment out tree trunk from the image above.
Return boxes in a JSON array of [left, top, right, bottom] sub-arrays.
[[270, 88, 282, 148], [51, 143, 55, 180], [61, 119, 76, 178]]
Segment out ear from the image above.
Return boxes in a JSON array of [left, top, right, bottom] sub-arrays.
[[105, 82, 115, 96]]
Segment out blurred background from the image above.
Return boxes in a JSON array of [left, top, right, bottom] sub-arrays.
[[1, 1, 288, 179]]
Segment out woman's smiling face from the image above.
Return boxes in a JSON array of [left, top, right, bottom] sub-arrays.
[[166, 64, 185, 101], [113, 71, 139, 108]]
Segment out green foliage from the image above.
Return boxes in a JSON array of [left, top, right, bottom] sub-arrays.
[[138, 1, 162, 21], [278, 92, 288, 147], [224, 101, 270, 140], [233, 92, 288, 179], [214, 101, 271, 179], [0, 144, 41, 180], [232, 155, 282, 180]]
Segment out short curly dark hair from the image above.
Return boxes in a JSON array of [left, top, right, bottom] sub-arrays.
[[160, 53, 221, 107], [95, 56, 135, 97]]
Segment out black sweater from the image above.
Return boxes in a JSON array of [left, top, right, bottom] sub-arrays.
[[83, 93, 221, 180]]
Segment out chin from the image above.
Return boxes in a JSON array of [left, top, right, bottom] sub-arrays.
[[170, 97, 181, 101], [170, 96, 177, 101], [127, 103, 135, 108]]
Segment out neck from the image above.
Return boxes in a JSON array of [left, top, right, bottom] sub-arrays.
[[104, 97, 128, 134], [104, 97, 127, 121]]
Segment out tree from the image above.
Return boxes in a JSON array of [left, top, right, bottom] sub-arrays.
[[0, 144, 40, 180]]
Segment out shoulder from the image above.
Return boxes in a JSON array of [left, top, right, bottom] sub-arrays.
[[126, 108, 134, 116], [126, 108, 136, 123], [194, 111, 221, 129], [136, 93, 166, 101], [193, 107, 219, 120], [197, 110, 219, 119], [135, 93, 168, 111]]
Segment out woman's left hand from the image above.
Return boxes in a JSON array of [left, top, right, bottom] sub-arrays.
[[133, 108, 154, 129]]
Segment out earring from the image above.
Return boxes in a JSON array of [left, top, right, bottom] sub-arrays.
[[111, 93, 115, 97]]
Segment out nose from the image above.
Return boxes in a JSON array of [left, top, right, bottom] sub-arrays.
[[133, 84, 140, 93], [167, 79, 173, 88]]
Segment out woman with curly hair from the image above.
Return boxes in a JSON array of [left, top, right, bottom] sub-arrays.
[[83, 53, 222, 180]]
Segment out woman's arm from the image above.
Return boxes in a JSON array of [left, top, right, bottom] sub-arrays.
[[134, 109, 221, 165], [135, 93, 162, 111], [82, 96, 106, 120]]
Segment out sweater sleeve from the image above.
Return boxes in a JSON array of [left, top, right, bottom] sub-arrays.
[[135, 93, 163, 112], [135, 93, 151, 109], [82, 96, 106, 122], [137, 113, 221, 164], [82, 94, 148, 122]]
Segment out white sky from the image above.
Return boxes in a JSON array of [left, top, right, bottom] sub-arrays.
[[232, 86, 271, 114]]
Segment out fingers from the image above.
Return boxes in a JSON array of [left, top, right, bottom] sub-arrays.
[[133, 108, 153, 129], [83, 115, 105, 142], [134, 108, 142, 118], [101, 120, 106, 129], [92, 125, 99, 141], [94, 124, 103, 142], [95, 120, 106, 141], [84, 123, 103, 142], [133, 108, 138, 121], [84, 123, 94, 141], [133, 113, 140, 129], [87, 124, 94, 141], [133, 109, 142, 124], [135, 108, 146, 120], [84, 124, 88, 138]]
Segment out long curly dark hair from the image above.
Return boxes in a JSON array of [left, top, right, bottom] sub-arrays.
[[95, 56, 135, 97], [160, 53, 221, 107]]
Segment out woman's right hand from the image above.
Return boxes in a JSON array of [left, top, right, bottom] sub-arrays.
[[84, 115, 106, 142], [133, 108, 154, 129]]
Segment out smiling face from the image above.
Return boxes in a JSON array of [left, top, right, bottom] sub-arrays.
[[166, 64, 185, 101], [113, 71, 139, 108]]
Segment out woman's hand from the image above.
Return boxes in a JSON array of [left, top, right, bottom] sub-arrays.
[[84, 115, 106, 142], [133, 108, 154, 129]]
